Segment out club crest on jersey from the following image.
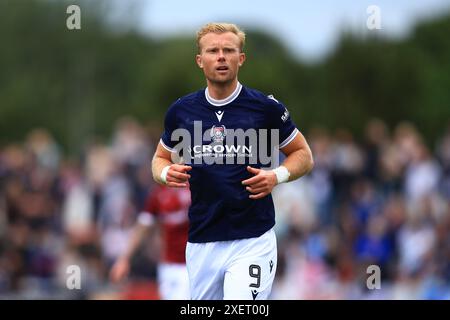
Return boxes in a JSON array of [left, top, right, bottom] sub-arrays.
[[210, 125, 227, 143]]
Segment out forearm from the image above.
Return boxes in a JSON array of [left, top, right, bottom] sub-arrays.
[[152, 154, 172, 185], [244, 146, 313, 199], [122, 224, 149, 261], [281, 148, 314, 182]]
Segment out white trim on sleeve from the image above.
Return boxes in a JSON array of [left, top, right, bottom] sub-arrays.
[[160, 138, 176, 153], [279, 128, 299, 149]]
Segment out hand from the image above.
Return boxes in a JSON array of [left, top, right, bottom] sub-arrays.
[[166, 164, 192, 188], [241, 166, 277, 200], [109, 257, 130, 283]]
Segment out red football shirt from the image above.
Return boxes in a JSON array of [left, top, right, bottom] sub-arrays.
[[144, 185, 190, 263]]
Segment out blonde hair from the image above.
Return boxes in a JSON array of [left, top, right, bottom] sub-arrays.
[[196, 22, 246, 53]]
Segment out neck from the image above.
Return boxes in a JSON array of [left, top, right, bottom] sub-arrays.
[[206, 79, 238, 100]]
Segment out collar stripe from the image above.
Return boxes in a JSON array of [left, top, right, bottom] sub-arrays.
[[205, 82, 242, 106]]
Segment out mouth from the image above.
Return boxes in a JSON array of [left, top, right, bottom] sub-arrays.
[[216, 66, 229, 72]]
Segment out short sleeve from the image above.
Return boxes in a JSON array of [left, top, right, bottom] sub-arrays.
[[160, 100, 180, 152], [266, 95, 299, 148]]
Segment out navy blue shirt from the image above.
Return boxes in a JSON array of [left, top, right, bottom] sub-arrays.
[[161, 83, 299, 243]]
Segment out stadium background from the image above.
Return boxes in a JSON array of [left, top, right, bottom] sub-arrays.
[[0, 0, 450, 299]]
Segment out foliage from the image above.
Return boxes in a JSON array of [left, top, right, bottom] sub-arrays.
[[1, 0, 449, 152]]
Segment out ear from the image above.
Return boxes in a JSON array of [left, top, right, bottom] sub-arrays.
[[238, 52, 246, 67], [196, 54, 203, 68]]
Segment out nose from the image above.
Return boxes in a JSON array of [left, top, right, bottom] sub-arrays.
[[217, 49, 225, 61]]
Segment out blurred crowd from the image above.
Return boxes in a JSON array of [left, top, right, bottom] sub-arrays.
[[0, 117, 449, 299], [0, 117, 160, 299], [272, 119, 450, 299]]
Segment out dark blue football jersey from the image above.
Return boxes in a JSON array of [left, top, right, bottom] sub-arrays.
[[161, 82, 299, 242]]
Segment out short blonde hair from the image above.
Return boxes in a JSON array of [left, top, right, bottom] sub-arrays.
[[196, 22, 246, 53]]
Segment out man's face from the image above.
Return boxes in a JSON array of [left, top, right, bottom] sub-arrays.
[[196, 32, 246, 85]]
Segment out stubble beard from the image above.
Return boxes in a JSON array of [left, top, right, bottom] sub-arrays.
[[206, 72, 237, 87]]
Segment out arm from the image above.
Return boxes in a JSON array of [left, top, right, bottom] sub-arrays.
[[278, 130, 314, 181], [151, 141, 192, 188], [109, 219, 152, 283], [242, 131, 314, 199]]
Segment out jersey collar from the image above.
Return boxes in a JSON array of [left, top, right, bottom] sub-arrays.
[[205, 82, 242, 107]]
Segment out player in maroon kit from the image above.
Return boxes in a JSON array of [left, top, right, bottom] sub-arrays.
[[109, 185, 191, 299]]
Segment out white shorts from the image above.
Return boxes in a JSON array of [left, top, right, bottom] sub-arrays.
[[157, 263, 190, 300], [186, 228, 277, 300]]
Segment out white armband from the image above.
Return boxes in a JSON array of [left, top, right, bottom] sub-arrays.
[[160, 165, 171, 184], [273, 166, 290, 184]]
